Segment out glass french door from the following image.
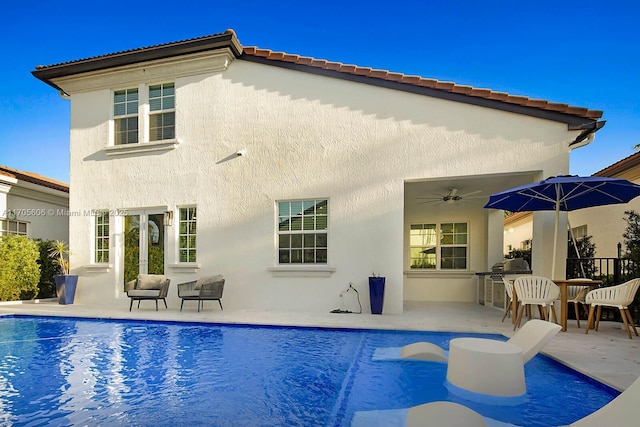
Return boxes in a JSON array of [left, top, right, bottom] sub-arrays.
[[123, 211, 165, 285]]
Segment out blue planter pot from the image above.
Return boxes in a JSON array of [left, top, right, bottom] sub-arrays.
[[369, 277, 385, 314], [54, 275, 78, 305]]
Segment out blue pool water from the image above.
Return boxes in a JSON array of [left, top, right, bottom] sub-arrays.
[[0, 315, 618, 426]]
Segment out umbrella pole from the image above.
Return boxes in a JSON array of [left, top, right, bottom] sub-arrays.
[[567, 219, 586, 277], [552, 201, 559, 279]]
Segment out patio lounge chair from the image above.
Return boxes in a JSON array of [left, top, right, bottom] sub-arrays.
[[400, 319, 561, 364], [125, 274, 171, 311], [177, 275, 225, 312], [403, 374, 640, 427], [406, 401, 488, 427]]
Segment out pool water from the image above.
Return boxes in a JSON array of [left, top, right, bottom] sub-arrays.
[[0, 316, 618, 426]]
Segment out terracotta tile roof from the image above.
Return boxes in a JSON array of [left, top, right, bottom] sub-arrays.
[[593, 151, 640, 177], [33, 29, 603, 122], [242, 46, 603, 120], [0, 165, 69, 193]]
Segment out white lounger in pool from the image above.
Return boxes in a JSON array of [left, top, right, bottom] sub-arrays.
[[400, 319, 561, 364]]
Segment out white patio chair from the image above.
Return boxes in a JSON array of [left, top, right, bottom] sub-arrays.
[[566, 279, 591, 328], [513, 276, 560, 330], [585, 278, 640, 339], [501, 278, 515, 323]]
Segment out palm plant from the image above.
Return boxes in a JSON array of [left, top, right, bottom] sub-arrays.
[[49, 240, 70, 275]]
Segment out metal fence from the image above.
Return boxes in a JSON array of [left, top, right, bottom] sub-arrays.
[[566, 257, 640, 325]]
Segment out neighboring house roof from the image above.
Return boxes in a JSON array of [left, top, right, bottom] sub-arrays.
[[593, 151, 640, 178], [0, 165, 69, 193], [32, 29, 603, 138]]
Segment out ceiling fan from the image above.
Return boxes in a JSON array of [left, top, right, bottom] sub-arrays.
[[417, 187, 483, 205]]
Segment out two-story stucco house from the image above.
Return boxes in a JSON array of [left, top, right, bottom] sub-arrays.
[[32, 29, 604, 313], [1, 165, 69, 241]]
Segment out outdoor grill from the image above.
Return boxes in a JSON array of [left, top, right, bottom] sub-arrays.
[[477, 259, 532, 309], [490, 258, 531, 281]]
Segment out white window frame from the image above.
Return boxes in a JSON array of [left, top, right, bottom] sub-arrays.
[[113, 88, 139, 145], [277, 199, 328, 265], [410, 222, 469, 270], [148, 83, 175, 142], [0, 219, 28, 236], [94, 211, 110, 263], [110, 82, 177, 149], [178, 206, 197, 263]]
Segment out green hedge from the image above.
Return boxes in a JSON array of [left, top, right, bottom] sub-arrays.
[[0, 235, 41, 301]]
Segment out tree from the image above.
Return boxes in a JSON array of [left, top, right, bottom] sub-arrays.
[[623, 210, 640, 277], [0, 235, 41, 301], [567, 234, 597, 278]]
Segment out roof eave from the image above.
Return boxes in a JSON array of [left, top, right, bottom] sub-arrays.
[[239, 53, 602, 127], [32, 31, 243, 91]]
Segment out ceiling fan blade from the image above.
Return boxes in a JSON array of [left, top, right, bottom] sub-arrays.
[[458, 190, 482, 198]]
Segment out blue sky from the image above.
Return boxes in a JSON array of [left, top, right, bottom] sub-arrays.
[[2, 0, 638, 183]]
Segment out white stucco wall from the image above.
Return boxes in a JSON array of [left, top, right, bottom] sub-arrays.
[[59, 53, 580, 313], [2, 183, 69, 241]]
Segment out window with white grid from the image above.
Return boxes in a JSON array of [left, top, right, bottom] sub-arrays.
[[113, 88, 139, 145], [278, 199, 328, 264], [179, 207, 197, 262], [149, 83, 175, 141], [94, 211, 109, 263]]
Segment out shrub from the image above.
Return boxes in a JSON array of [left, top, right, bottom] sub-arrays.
[[34, 239, 58, 298], [0, 235, 41, 301]]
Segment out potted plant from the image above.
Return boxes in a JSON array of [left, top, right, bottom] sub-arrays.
[[49, 240, 78, 304]]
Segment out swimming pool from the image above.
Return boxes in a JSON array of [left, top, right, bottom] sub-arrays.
[[0, 315, 618, 426]]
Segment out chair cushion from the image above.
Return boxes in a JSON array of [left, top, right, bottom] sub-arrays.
[[137, 274, 166, 290], [128, 289, 161, 297], [194, 274, 224, 290], [180, 290, 200, 297]]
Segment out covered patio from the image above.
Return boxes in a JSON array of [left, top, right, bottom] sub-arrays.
[[1, 300, 638, 392]]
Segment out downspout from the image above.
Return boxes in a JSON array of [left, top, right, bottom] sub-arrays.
[[569, 120, 606, 150]]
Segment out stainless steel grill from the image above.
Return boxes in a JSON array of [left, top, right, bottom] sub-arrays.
[[490, 258, 530, 280]]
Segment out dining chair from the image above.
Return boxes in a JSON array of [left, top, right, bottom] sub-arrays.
[[585, 278, 640, 339], [566, 278, 592, 328], [513, 276, 560, 330], [501, 278, 515, 323]]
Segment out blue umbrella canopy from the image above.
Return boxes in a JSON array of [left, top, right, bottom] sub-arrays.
[[484, 175, 640, 276], [484, 175, 640, 212]]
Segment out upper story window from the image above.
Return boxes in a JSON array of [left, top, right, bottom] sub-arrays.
[[94, 211, 109, 263], [149, 83, 175, 141], [278, 199, 328, 264], [114, 88, 139, 145], [179, 207, 197, 262], [111, 83, 175, 146], [410, 222, 468, 270], [0, 219, 28, 236]]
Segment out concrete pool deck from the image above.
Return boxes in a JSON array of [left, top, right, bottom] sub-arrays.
[[1, 300, 639, 392]]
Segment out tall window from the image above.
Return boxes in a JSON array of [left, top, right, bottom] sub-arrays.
[[114, 88, 138, 144], [94, 211, 109, 263], [0, 219, 28, 236], [410, 222, 468, 270], [179, 207, 197, 262], [278, 199, 328, 264], [149, 83, 175, 141]]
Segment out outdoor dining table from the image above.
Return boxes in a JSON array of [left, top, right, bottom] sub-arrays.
[[552, 279, 602, 332], [508, 278, 602, 331]]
